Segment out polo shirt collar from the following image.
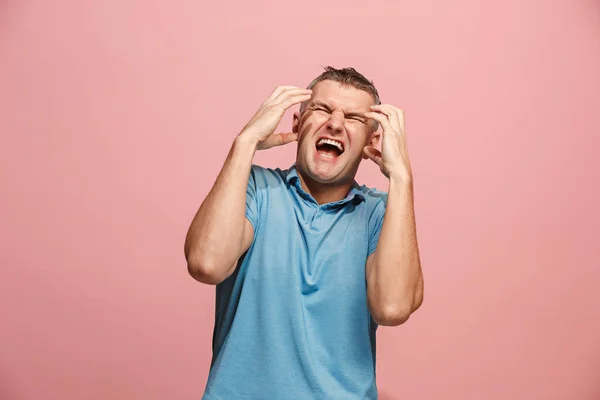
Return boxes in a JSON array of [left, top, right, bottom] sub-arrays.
[[284, 164, 366, 206]]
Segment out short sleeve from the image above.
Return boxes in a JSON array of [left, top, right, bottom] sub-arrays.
[[368, 196, 387, 256], [245, 165, 260, 229]]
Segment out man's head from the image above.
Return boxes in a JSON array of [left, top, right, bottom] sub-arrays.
[[292, 66, 381, 188], [299, 67, 381, 114]]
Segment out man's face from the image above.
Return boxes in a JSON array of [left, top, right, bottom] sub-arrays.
[[293, 80, 379, 186]]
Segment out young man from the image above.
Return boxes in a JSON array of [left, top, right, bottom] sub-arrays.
[[184, 67, 424, 399]]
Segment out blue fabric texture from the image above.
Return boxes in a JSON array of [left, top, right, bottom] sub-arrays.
[[202, 164, 388, 400]]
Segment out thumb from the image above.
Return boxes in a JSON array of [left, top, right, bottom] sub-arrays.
[[274, 132, 298, 146], [363, 146, 383, 168], [258, 132, 298, 150]]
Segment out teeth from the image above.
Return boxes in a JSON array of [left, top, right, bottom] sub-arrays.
[[317, 138, 344, 152]]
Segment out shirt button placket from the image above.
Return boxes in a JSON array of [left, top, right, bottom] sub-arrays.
[[310, 207, 321, 229]]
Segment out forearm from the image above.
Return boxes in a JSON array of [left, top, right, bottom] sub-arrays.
[[184, 135, 257, 280], [367, 177, 423, 325]]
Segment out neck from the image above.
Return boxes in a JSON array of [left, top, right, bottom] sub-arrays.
[[296, 170, 353, 205]]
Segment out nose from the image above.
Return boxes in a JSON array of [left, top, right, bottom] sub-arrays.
[[326, 109, 344, 134]]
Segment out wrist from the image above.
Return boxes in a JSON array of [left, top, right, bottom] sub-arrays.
[[388, 167, 413, 185], [235, 132, 260, 151], [388, 168, 412, 185]]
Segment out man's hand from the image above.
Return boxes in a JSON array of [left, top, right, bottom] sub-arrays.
[[363, 105, 423, 326], [363, 105, 412, 182], [239, 86, 312, 150]]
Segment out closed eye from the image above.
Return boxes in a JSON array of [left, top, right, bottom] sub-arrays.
[[311, 104, 366, 123], [347, 115, 367, 124], [313, 106, 330, 113]]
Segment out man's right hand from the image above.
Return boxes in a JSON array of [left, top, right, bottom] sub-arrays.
[[239, 86, 313, 150]]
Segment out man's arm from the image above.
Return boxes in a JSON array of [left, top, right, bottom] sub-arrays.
[[366, 178, 423, 326], [184, 136, 257, 285], [184, 86, 312, 285], [363, 104, 424, 326]]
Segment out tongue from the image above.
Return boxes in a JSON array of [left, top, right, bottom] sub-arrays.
[[317, 147, 339, 159]]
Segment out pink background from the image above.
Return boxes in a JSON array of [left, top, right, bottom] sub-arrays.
[[1, 0, 599, 399]]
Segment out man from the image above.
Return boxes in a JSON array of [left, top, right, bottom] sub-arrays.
[[184, 67, 424, 399]]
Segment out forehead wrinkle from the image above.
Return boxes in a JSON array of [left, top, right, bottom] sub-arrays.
[[311, 99, 367, 117]]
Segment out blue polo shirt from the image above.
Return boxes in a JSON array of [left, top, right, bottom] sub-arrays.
[[202, 164, 388, 400]]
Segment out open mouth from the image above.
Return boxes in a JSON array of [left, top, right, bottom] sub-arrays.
[[315, 138, 345, 159]]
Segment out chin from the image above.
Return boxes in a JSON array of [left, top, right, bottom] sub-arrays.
[[302, 156, 353, 185], [307, 167, 340, 184]]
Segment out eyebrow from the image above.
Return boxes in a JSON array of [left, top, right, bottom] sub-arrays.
[[311, 101, 332, 110], [312, 101, 366, 119]]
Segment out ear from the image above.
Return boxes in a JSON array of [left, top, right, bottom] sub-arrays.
[[362, 130, 381, 159], [369, 130, 381, 149], [292, 112, 300, 133]]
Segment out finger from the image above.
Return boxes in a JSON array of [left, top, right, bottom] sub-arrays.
[[363, 111, 393, 132], [265, 86, 303, 102], [363, 146, 383, 167], [370, 105, 404, 133], [276, 92, 313, 110], [397, 108, 405, 133], [274, 132, 298, 146], [259, 132, 298, 150], [272, 88, 312, 106]]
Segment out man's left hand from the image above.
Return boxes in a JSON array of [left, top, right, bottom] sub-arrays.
[[363, 105, 412, 183]]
